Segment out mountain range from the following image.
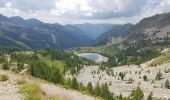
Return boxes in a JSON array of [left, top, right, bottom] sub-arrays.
[[0, 14, 109, 49], [0, 12, 170, 49]]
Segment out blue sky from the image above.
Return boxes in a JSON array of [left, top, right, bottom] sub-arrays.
[[0, 0, 170, 24]]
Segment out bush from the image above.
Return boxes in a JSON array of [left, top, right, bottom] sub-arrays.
[[143, 75, 148, 81], [18, 83, 61, 100], [165, 80, 170, 89], [147, 92, 153, 100], [17, 79, 26, 85], [155, 71, 162, 80], [2, 63, 9, 70], [11, 67, 19, 73], [127, 78, 133, 84], [18, 84, 42, 100], [0, 74, 8, 82], [50, 96, 60, 100]]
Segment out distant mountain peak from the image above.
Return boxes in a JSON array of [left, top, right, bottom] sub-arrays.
[[0, 13, 93, 49], [0, 14, 8, 21], [26, 18, 42, 23]]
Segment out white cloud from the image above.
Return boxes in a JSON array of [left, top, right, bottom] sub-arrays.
[[0, 0, 170, 24]]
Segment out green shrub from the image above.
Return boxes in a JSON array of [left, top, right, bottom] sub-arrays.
[[2, 63, 9, 70], [17, 79, 26, 85], [147, 92, 153, 100], [143, 75, 148, 81], [0, 74, 8, 82], [11, 67, 19, 73], [18, 84, 42, 100], [127, 78, 133, 84], [155, 71, 162, 80], [50, 96, 60, 100], [165, 80, 170, 89]]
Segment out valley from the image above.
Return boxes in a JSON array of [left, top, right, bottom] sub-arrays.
[[0, 7, 170, 100], [77, 53, 108, 63]]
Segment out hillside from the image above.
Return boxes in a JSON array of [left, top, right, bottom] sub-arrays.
[[0, 44, 170, 100], [99, 12, 170, 48], [0, 14, 93, 49], [0, 66, 95, 100], [72, 23, 116, 39], [96, 24, 133, 44], [124, 12, 170, 48]]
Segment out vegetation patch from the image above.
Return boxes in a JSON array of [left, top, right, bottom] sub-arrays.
[[68, 45, 119, 56], [18, 83, 45, 100], [0, 74, 9, 82], [150, 49, 170, 66], [17, 79, 26, 85]]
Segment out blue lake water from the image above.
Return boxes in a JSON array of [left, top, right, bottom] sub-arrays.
[[78, 53, 108, 62], [81, 53, 99, 61]]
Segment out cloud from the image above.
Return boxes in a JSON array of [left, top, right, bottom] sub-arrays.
[[0, 0, 147, 19], [0, 0, 170, 24], [50, 0, 148, 19]]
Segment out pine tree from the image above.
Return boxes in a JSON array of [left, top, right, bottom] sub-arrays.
[[100, 83, 114, 100], [94, 82, 100, 96], [130, 86, 144, 100], [155, 71, 162, 80], [87, 82, 93, 94], [71, 77, 79, 90], [147, 92, 153, 100]]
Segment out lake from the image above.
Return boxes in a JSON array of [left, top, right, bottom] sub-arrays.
[[77, 53, 108, 63]]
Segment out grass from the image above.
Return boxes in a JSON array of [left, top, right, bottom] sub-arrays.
[[69, 45, 119, 56], [11, 67, 20, 73], [17, 79, 26, 85], [0, 74, 8, 82], [101, 46, 119, 56], [150, 49, 170, 66], [18, 84, 43, 100], [50, 96, 60, 100], [18, 83, 61, 100]]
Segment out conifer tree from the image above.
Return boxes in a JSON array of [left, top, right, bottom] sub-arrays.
[[87, 82, 93, 94]]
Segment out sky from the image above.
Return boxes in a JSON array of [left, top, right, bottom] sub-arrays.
[[0, 0, 170, 25]]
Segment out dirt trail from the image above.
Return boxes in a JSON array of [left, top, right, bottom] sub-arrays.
[[0, 69, 23, 100], [0, 67, 96, 100], [41, 83, 94, 100]]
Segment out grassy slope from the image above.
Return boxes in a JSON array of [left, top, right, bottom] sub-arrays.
[[150, 49, 170, 66], [18, 83, 60, 100]]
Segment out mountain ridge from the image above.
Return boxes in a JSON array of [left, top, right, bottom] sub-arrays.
[[0, 14, 94, 49], [99, 12, 170, 48]]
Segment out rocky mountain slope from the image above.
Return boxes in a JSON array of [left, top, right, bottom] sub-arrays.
[[77, 61, 170, 99], [0, 14, 93, 49], [124, 12, 170, 47], [96, 24, 133, 44], [100, 12, 170, 48]]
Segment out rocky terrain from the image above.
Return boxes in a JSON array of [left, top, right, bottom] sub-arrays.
[[77, 61, 170, 99], [0, 68, 23, 100], [0, 66, 96, 100]]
